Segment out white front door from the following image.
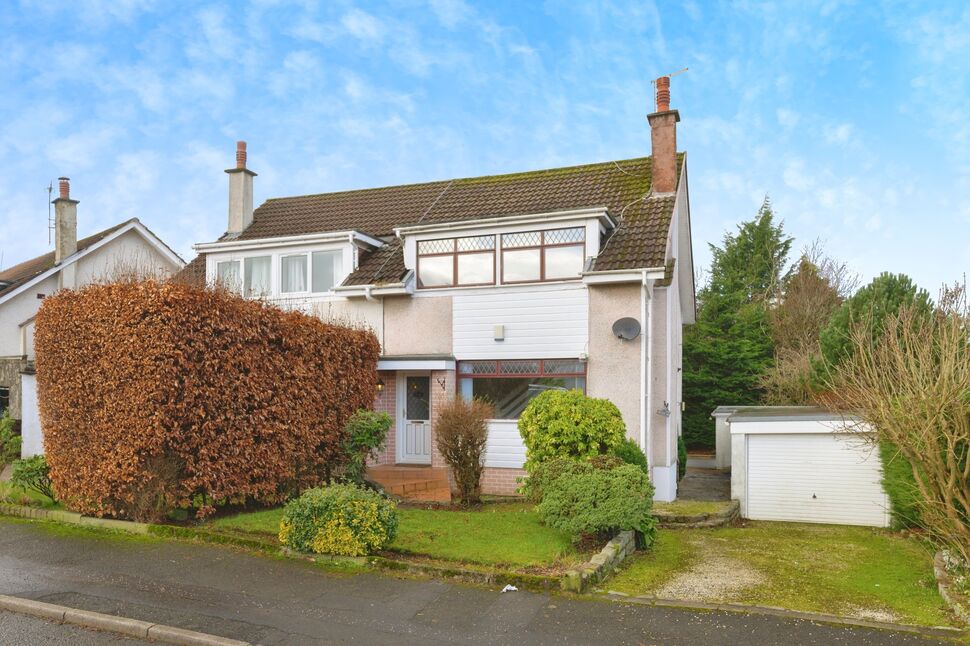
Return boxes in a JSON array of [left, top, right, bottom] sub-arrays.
[[398, 373, 432, 464]]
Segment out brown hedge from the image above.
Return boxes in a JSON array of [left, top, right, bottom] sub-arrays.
[[33, 280, 380, 521]]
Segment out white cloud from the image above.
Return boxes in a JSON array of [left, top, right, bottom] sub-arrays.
[[341, 9, 385, 43], [429, 0, 473, 28], [824, 122, 854, 145], [782, 159, 814, 191]]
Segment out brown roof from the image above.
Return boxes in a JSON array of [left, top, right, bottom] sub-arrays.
[[197, 154, 683, 286], [172, 254, 207, 287], [0, 219, 133, 298]]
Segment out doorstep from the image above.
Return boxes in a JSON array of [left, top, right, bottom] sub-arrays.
[[368, 465, 451, 502]]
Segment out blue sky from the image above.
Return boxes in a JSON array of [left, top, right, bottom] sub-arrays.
[[1, 0, 967, 293]]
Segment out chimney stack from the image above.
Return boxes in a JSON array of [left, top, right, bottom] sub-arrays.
[[52, 176, 79, 289], [226, 140, 256, 236], [647, 76, 680, 194]]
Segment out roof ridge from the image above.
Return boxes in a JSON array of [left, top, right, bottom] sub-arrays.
[[261, 156, 652, 204], [0, 219, 134, 281]]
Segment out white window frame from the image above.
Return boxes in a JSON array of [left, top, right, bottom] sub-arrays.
[[280, 252, 310, 295]]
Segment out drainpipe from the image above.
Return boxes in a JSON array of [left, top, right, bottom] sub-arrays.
[[641, 270, 654, 478]]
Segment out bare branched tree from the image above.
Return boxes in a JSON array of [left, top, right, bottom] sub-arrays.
[[823, 282, 970, 565]]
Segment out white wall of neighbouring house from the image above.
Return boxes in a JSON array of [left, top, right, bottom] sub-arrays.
[[0, 275, 58, 357], [19, 372, 42, 457], [75, 228, 181, 284]]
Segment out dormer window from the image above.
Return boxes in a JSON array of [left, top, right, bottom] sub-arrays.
[[501, 226, 585, 283], [417, 235, 496, 288], [244, 256, 271, 296], [216, 260, 241, 292]]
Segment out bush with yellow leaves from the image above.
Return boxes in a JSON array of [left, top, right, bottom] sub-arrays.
[[279, 483, 398, 557]]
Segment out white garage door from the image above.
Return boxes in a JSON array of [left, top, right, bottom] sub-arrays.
[[747, 433, 890, 527]]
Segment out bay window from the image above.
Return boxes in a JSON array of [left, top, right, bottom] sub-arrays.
[[458, 359, 586, 419]]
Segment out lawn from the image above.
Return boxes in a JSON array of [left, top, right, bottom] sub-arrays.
[[609, 521, 954, 627], [0, 481, 59, 509], [208, 501, 585, 569]]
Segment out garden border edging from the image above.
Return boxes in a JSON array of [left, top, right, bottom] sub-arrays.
[[934, 551, 970, 626], [562, 530, 636, 593]]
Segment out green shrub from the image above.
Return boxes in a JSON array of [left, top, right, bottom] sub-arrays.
[[520, 455, 623, 503], [880, 441, 922, 528], [677, 435, 687, 481], [342, 410, 392, 484], [518, 390, 625, 471], [11, 455, 56, 501], [611, 438, 648, 474], [536, 462, 656, 545], [0, 411, 21, 466], [278, 482, 397, 556], [434, 398, 493, 505]]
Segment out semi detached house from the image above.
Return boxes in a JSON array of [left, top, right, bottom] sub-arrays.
[[183, 80, 695, 501]]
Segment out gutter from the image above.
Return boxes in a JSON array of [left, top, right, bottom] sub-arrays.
[[193, 230, 384, 253]]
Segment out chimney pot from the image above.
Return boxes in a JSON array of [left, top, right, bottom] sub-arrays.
[[236, 141, 247, 169], [655, 76, 671, 112], [58, 176, 70, 199]]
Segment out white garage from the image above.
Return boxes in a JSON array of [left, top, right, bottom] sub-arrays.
[[729, 407, 890, 528]]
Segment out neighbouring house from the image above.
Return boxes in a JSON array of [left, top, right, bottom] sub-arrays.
[[0, 178, 185, 455], [181, 77, 695, 501]]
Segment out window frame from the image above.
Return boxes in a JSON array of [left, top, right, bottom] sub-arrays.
[[216, 259, 242, 293], [310, 249, 342, 294], [457, 359, 588, 420], [279, 252, 310, 295], [416, 235, 496, 289], [500, 227, 586, 285], [243, 255, 272, 298]]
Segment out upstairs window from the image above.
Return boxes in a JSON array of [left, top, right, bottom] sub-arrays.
[[502, 227, 585, 283], [280, 254, 308, 293], [216, 260, 241, 292], [244, 256, 271, 297], [417, 235, 495, 288], [311, 250, 342, 293]]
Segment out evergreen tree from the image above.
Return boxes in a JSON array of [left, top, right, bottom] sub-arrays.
[[682, 198, 792, 449]]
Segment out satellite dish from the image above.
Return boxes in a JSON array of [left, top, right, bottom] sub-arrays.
[[612, 317, 641, 340]]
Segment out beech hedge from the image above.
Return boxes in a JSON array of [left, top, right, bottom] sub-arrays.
[[34, 281, 380, 521]]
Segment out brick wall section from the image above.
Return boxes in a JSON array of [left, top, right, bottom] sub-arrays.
[[428, 369, 455, 469], [369, 370, 397, 466], [481, 467, 526, 496]]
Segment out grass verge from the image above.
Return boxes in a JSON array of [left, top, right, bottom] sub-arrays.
[[609, 521, 954, 627], [0, 481, 60, 509]]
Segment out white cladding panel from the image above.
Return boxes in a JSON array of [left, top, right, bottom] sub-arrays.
[[746, 432, 890, 527], [452, 285, 588, 359], [20, 372, 43, 457], [483, 420, 527, 469]]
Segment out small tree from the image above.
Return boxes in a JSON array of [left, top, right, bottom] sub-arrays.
[[341, 410, 391, 485], [435, 398, 493, 505], [824, 283, 969, 565]]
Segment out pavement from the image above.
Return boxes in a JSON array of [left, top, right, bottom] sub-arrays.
[[0, 610, 149, 644], [678, 467, 732, 501], [0, 517, 953, 645]]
